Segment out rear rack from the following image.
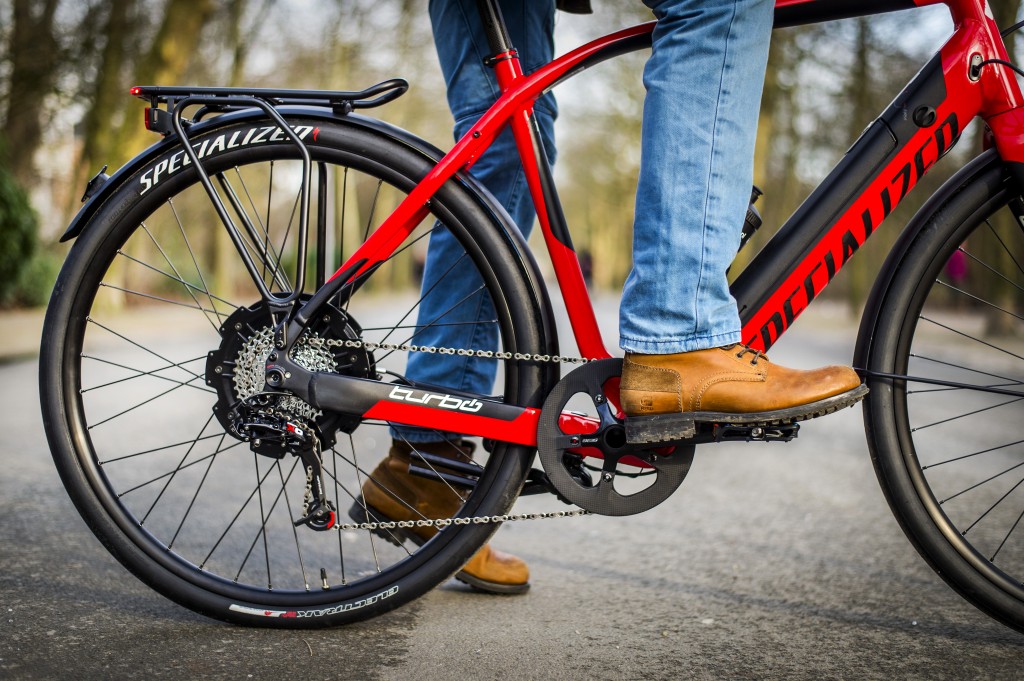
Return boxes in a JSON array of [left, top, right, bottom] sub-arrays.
[[124, 78, 407, 317], [130, 78, 409, 127]]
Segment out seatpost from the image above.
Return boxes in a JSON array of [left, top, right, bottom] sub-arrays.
[[474, 0, 524, 90], [476, 0, 514, 55]]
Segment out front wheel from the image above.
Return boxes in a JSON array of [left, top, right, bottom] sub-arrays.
[[863, 151, 1024, 633], [39, 116, 548, 626]]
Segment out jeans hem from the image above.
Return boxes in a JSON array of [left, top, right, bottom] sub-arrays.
[[620, 329, 741, 354]]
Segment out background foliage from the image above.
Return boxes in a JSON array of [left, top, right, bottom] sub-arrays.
[[0, 0, 1019, 310]]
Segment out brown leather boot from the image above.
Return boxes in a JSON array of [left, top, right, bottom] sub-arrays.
[[349, 439, 529, 594], [621, 344, 866, 443]]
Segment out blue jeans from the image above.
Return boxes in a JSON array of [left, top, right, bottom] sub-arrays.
[[396, 0, 771, 443]]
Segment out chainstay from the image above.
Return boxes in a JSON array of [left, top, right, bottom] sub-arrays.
[[308, 334, 592, 529], [335, 508, 591, 533], [311, 337, 592, 365]]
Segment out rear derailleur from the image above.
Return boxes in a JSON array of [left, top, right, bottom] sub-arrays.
[[231, 398, 336, 532]]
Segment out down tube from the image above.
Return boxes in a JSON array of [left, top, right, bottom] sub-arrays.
[[733, 48, 980, 352]]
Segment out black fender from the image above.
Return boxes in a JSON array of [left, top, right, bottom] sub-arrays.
[[64, 106, 560, 385], [853, 148, 1006, 370]]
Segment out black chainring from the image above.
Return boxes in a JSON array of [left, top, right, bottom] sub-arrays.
[[206, 298, 374, 455], [537, 358, 695, 516]]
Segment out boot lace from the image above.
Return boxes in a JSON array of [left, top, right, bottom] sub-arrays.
[[728, 343, 765, 366]]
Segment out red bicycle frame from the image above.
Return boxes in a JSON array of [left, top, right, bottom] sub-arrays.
[[276, 0, 1024, 448]]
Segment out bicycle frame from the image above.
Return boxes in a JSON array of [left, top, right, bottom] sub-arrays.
[[271, 0, 1024, 448]]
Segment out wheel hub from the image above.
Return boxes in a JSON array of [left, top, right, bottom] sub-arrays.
[[206, 299, 374, 455]]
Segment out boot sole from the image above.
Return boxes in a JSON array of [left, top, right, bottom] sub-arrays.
[[625, 384, 869, 445], [346, 500, 530, 595]]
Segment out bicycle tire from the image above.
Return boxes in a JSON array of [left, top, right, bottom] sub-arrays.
[[39, 115, 548, 627], [862, 150, 1024, 632]]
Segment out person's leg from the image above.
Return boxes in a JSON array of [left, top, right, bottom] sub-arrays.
[[358, 0, 557, 594], [620, 0, 864, 441], [621, 0, 771, 352], [392, 0, 557, 444]]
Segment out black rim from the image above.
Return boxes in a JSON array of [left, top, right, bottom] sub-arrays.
[[891, 182, 1024, 605], [53, 124, 526, 611]]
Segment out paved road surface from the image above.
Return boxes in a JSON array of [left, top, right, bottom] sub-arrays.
[[3, 300, 1023, 680]]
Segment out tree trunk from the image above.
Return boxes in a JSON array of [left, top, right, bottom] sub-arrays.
[[4, 0, 60, 187]]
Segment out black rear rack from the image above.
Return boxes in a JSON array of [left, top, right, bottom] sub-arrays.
[[124, 78, 407, 316], [130, 78, 408, 121]]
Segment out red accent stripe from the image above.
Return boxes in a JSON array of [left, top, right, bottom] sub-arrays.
[[364, 402, 540, 446]]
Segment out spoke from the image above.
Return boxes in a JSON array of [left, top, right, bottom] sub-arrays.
[[935, 279, 1024, 325], [320, 448, 413, 556], [910, 353, 1024, 386], [99, 432, 225, 465], [168, 198, 226, 327], [117, 451, 218, 498], [82, 353, 214, 395], [201, 457, 297, 570], [268, 185, 303, 293], [277, 460, 310, 591], [220, 169, 292, 293], [235, 455, 294, 587], [940, 459, 1024, 505], [377, 284, 493, 365], [98, 283, 222, 316], [140, 413, 218, 524], [88, 374, 207, 430], [919, 316, 1024, 364], [348, 433, 382, 572], [911, 396, 1024, 432], [168, 432, 229, 549], [140, 221, 221, 332], [257, 453, 272, 588], [377, 247, 466, 346], [362, 180, 383, 242], [393, 430, 465, 501], [331, 444, 346, 585], [361, 320, 493, 333], [116, 250, 238, 310], [961, 475, 1024, 537], [990, 505, 1024, 562], [959, 245, 1024, 298], [86, 318, 205, 383], [985, 218, 1024, 281], [923, 438, 1024, 470]]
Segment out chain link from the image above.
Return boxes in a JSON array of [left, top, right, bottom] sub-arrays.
[[305, 337, 591, 527], [334, 507, 591, 533], [309, 336, 591, 365]]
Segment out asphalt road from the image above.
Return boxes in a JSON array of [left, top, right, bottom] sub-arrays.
[[3, 300, 1024, 680]]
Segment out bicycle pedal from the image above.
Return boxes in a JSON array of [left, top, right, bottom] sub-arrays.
[[709, 422, 799, 443]]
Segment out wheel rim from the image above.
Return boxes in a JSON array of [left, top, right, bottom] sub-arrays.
[[57, 132, 524, 608], [894, 186, 1024, 603]]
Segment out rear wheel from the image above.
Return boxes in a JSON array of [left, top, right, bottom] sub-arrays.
[[864, 153, 1024, 632], [39, 117, 546, 626]]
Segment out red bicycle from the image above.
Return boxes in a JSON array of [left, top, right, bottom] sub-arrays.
[[40, 0, 1024, 629]]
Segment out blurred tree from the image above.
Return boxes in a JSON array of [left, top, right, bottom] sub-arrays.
[[4, 0, 60, 188], [0, 151, 38, 306]]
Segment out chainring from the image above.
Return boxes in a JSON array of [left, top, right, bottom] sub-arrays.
[[537, 358, 695, 516]]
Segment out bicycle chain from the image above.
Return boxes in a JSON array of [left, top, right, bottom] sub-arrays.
[[308, 336, 592, 365], [334, 508, 591, 533], [300, 338, 594, 529]]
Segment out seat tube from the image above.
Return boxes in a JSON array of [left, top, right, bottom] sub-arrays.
[[475, 0, 611, 359]]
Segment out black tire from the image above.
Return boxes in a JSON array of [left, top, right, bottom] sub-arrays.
[[863, 151, 1024, 632], [39, 116, 547, 627]]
